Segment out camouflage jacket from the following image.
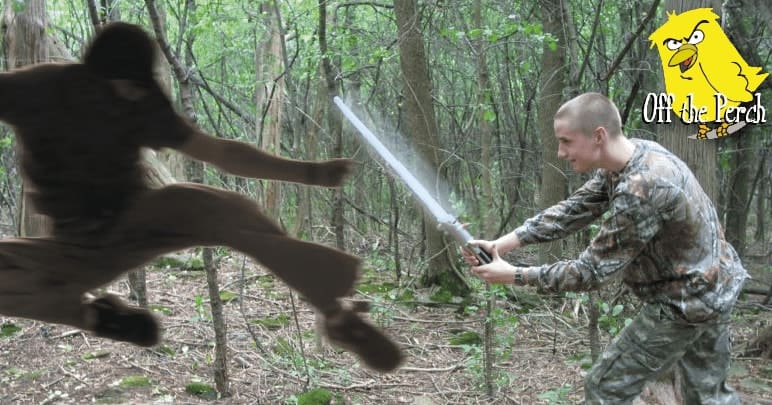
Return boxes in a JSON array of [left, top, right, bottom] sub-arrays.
[[515, 139, 747, 322]]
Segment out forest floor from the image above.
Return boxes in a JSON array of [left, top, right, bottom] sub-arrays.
[[0, 243, 770, 405]]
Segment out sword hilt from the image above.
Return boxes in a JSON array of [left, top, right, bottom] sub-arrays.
[[437, 221, 492, 264]]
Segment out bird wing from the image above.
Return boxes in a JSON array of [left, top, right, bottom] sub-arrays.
[[700, 60, 755, 103]]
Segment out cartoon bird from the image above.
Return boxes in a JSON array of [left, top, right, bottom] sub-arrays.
[[648, 8, 767, 138]]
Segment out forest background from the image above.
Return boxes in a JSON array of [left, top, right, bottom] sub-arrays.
[[0, 0, 769, 404]]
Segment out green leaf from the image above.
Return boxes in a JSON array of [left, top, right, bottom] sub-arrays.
[[156, 344, 176, 357], [468, 28, 483, 39], [612, 304, 624, 317], [150, 305, 173, 316], [272, 337, 295, 356], [718, 151, 732, 171], [186, 257, 204, 270], [1, 323, 21, 338], [219, 290, 238, 303], [12, 0, 26, 13]]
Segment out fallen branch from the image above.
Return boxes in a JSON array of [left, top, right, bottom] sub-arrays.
[[399, 362, 465, 373]]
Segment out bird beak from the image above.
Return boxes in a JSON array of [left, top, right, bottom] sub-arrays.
[[668, 43, 698, 73]]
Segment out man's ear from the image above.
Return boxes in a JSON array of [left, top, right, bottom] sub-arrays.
[[110, 79, 150, 101], [593, 126, 607, 144]]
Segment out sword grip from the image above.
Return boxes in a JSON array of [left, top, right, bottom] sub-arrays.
[[437, 221, 493, 264], [468, 244, 492, 264]]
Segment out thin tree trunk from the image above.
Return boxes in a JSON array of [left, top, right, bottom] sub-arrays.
[[256, 1, 284, 219], [473, 1, 496, 397], [319, 0, 347, 250], [721, 0, 767, 257], [145, 0, 229, 395], [723, 133, 752, 257], [295, 78, 325, 239], [755, 162, 767, 243], [537, 0, 569, 264], [387, 177, 402, 281]]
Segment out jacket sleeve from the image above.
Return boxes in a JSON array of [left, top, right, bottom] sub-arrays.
[[514, 170, 610, 246], [522, 189, 661, 292]]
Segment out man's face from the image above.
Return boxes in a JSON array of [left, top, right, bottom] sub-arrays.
[[554, 118, 599, 174]]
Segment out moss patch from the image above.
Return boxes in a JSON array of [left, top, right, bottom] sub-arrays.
[[448, 330, 482, 346], [297, 388, 332, 405], [119, 375, 152, 388], [1, 322, 21, 338], [252, 314, 291, 331], [185, 381, 217, 400]]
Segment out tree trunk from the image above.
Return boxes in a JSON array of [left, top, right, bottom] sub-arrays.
[[755, 160, 767, 243], [722, 132, 752, 257], [657, 2, 720, 205], [256, 1, 285, 219], [473, 1, 495, 242], [393, 0, 466, 294], [183, 3, 228, 395], [537, 0, 569, 264], [318, 0, 347, 250], [721, 0, 767, 258], [2, 0, 52, 238], [153, 6, 186, 182]]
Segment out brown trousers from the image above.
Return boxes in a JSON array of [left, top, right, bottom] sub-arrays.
[[0, 183, 359, 331]]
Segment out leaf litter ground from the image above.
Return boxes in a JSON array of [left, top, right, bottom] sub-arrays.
[[0, 248, 770, 405]]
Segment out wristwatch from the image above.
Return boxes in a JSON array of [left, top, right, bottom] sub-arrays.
[[513, 269, 527, 286]]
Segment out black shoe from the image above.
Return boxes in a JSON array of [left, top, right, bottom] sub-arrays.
[[87, 295, 160, 347], [323, 308, 403, 372]]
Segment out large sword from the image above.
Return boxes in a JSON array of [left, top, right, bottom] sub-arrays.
[[333, 96, 491, 265]]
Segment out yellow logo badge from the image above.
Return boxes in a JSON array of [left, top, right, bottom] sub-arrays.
[[646, 8, 767, 139]]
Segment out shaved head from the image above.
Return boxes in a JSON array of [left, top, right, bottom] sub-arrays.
[[554, 92, 622, 137]]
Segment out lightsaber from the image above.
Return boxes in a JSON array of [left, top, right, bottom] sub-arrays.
[[334, 96, 491, 264]]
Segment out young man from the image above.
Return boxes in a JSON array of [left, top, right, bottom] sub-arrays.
[[0, 22, 402, 372], [464, 92, 747, 403]]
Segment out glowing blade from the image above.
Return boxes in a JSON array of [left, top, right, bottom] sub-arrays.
[[333, 97, 454, 225]]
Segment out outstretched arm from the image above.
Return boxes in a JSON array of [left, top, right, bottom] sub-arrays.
[[465, 170, 610, 264], [492, 190, 660, 292], [176, 129, 354, 187], [513, 170, 611, 246]]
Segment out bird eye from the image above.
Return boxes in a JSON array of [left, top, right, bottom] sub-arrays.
[[665, 39, 682, 50], [688, 30, 704, 45]]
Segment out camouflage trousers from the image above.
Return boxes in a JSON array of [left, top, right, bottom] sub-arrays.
[[584, 303, 740, 404]]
